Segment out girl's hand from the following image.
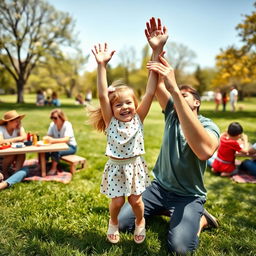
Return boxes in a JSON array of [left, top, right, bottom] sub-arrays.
[[146, 52, 177, 92], [145, 17, 168, 51], [91, 43, 115, 65]]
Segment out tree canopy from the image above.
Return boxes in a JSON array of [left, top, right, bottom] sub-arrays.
[[0, 0, 77, 103]]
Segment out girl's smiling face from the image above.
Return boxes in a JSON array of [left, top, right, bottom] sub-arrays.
[[112, 91, 136, 122]]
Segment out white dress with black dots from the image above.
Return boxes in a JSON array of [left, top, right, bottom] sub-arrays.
[[100, 114, 151, 198]]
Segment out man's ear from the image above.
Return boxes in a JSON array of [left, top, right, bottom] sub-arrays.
[[195, 100, 200, 107]]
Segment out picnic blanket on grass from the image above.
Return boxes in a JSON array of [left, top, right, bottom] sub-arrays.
[[23, 159, 72, 184], [232, 173, 256, 184]]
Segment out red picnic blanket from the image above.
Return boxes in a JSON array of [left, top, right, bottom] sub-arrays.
[[231, 174, 256, 184], [23, 159, 72, 184]]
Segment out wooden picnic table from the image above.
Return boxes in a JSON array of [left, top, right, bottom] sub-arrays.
[[0, 143, 69, 177]]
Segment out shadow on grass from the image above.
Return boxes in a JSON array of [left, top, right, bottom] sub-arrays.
[[200, 110, 256, 119], [0, 102, 85, 111], [19, 220, 170, 256], [206, 170, 256, 230]]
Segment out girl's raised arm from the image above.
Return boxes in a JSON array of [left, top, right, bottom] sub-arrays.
[[91, 43, 115, 127]]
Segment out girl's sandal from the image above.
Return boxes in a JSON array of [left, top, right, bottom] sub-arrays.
[[134, 220, 146, 244], [107, 221, 120, 244]]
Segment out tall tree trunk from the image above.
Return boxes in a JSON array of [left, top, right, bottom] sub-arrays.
[[16, 79, 25, 103]]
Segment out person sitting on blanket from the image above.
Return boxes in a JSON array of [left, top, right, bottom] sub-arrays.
[[0, 110, 29, 190], [43, 109, 77, 175], [239, 142, 256, 177], [212, 122, 248, 176]]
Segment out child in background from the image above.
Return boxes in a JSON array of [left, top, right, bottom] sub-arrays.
[[89, 42, 157, 244], [212, 122, 248, 176]]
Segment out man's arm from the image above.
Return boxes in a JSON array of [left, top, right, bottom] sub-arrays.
[[147, 56, 219, 160]]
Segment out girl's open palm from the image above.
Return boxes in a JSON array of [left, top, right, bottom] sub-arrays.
[[91, 43, 115, 64]]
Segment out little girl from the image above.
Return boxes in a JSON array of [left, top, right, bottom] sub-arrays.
[[89, 43, 157, 244]]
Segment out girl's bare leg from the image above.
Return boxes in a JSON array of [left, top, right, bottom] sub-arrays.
[[108, 196, 125, 241], [109, 196, 125, 225], [128, 194, 145, 242]]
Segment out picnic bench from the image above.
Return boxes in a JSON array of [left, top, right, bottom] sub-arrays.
[[60, 155, 86, 174]]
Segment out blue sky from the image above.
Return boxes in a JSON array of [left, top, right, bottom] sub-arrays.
[[49, 0, 255, 72]]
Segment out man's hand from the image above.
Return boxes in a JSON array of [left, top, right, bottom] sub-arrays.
[[147, 53, 178, 93], [145, 17, 168, 51], [91, 43, 115, 65]]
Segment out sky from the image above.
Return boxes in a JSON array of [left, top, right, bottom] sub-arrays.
[[48, 0, 255, 72]]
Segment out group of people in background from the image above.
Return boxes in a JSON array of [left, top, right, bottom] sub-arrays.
[[214, 85, 238, 112], [0, 108, 77, 190], [36, 90, 61, 107]]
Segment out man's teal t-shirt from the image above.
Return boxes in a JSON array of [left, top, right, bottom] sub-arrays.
[[153, 99, 220, 199]]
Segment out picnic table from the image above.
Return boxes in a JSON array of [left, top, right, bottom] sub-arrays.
[[0, 143, 69, 177]]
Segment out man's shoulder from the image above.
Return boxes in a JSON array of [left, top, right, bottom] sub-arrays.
[[198, 115, 220, 137]]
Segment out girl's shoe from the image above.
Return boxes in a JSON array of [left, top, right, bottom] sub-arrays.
[[107, 221, 120, 244], [134, 219, 146, 244]]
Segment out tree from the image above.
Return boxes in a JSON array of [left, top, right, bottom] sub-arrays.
[[118, 46, 137, 85], [165, 42, 196, 83], [194, 66, 208, 95], [0, 0, 76, 103], [44, 49, 88, 98], [236, 2, 256, 52], [214, 2, 256, 98]]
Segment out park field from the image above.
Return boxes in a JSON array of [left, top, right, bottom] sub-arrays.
[[0, 95, 256, 256]]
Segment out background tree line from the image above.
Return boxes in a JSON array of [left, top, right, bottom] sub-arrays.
[[0, 0, 256, 103]]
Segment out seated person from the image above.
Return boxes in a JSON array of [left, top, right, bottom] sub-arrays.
[[212, 122, 248, 176], [51, 92, 61, 107], [43, 109, 77, 175], [75, 93, 86, 105], [0, 110, 29, 190], [239, 143, 256, 176], [36, 90, 45, 106]]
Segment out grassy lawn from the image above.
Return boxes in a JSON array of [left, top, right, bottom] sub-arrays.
[[0, 95, 256, 256]]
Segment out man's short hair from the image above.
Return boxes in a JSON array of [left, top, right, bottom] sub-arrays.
[[179, 85, 201, 102], [179, 85, 201, 113]]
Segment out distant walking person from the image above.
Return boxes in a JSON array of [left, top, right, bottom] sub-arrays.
[[214, 88, 222, 112], [222, 92, 227, 112], [229, 86, 238, 112]]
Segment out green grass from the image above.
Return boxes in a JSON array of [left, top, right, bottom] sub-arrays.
[[0, 95, 256, 256]]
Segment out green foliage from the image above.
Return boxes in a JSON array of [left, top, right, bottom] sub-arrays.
[[0, 0, 78, 103], [215, 2, 256, 92], [0, 95, 256, 255]]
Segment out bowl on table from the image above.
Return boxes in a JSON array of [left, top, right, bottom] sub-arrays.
[[24, 141, 33, 146], [11, 142, 25, 148]]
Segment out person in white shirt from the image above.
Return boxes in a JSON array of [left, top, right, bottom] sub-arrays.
[[229, 86, 238, 112], [0, 110, 29, 190], [43, 109, 77, 175]]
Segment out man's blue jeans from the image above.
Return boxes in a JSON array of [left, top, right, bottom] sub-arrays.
[[6, 166, 29, 187], [46, 145, 77, 162], [240, 159, 256, 176], [118, 180, 205, 254]]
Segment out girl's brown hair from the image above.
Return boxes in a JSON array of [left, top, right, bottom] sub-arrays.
[[87, 82, 138, 132]]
